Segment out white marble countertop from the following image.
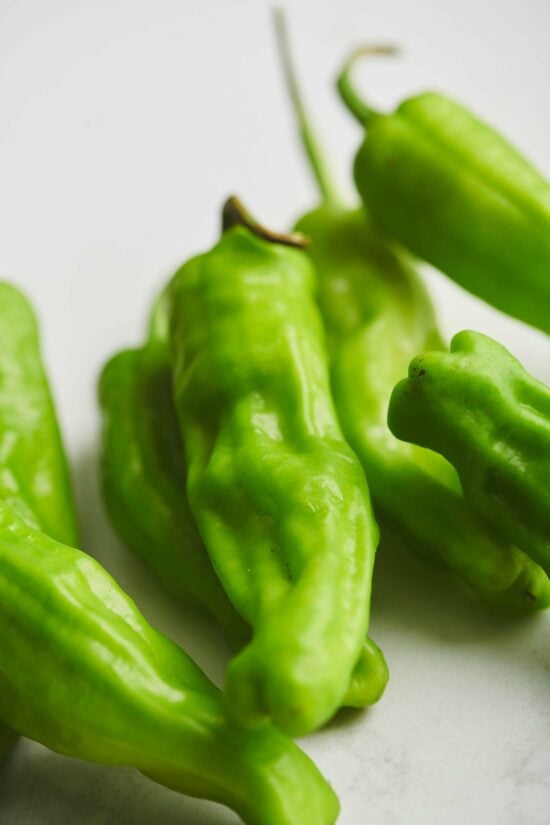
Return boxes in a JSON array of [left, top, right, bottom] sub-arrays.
[[0, 0, 549, 822]]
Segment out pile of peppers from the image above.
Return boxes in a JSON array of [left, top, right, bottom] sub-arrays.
[[1, 12, 549, 824]]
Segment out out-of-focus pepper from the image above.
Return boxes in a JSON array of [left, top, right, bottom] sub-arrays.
[[168, 198, 379, 736], [0, 283, 79, 765], [388, 330, 550, 579], [274, 12, 550, 610], [0, 499, 340, 825], [0, 723, 15, 764], [99, 322, 388, 708], [337, 49, 550, 336]]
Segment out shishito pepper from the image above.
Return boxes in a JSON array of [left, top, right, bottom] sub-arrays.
[[168, 200, 379, 736], [0, 282, 79, 764], [0, 499, 339, 825], [0, 283, 78, 546], [388, 330, 550, 578], [99, 323, 388, 708], [0, 286, 338, 822], [274, 11, 550, 610], [99, 339, 250, 646], [337, 48, 550, 336]]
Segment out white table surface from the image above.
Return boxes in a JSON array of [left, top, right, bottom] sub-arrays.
[[1, 1, 549, 823]]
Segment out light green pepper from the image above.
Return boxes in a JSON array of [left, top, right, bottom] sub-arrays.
[[337, 48, 550, 335], [388, 330, 550, 579], [168, 200, 379, 736], [0, 282, 79, 766], [0, 499, 339, 825], [99, 340, 249, 645], [0, 283, 78, 545], [99, 329, 388, 708], [274, 11, 550, 610]]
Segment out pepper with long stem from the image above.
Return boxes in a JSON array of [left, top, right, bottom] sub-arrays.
[[336, 46, 550, 336], [274, 11, 550, 610]]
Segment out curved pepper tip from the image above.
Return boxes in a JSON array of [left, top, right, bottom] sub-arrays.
[[387, 376, 414, 441], [497, 555, 550, 612], [225, 645, 340, 738], [342, 640, 390, 708]]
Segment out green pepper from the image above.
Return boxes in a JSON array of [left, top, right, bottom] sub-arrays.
[[0, 283, 80, 765], [337, 49, 550, 336], [0, 499, 339, 825], [99, 329, 388, 708], [274, 11, 550, 610], [168, 199, 379, 736], [0, 283, 78, 545], [388, 330, 550, 579]]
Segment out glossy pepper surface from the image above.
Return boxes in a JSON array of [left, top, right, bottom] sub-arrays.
[[0, 499, 339, 825], [99, 339, 249, 645], [99, 328, 388, 707], [297, 209, 549, 608], [0, 283, 78, 545], [169, 205, 379, 736], [337, 51, 550, 335], [388, 330, 550, 579], [0, 282, 80, 762], [274, 13, 550, 611]]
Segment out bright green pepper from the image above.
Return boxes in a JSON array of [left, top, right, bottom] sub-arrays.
[[0, 283, 78, 545], [274, 12, 550, 610], [298, 209, 549, 608], [99, 331, 388, 708], [0, 723, 16, 765], [99, 340, 249, 645], [337, 49, 550, 336], [0, 283, 79, 765], [0, 499, 339, 825], [168, 201, 379, 736], [388, 330, 550, 579]]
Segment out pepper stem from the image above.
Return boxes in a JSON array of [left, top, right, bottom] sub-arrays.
[[222, 196, 309, 249], [336, 45, 399, 127], [273, 7, 340, 206]]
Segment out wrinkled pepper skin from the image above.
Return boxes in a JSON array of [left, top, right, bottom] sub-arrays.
[[341, 79, 550, 335], [99, 337, 388, 708], [295, 206, 550, 610], [388, 330, 550, 579], [169, 224, 379, 736], [0, 283, 80, 764], [272, 16, 550, 610], [0, 500, 339, 825], [0, 283, 78, 545], [99, 341, 249, 645]]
